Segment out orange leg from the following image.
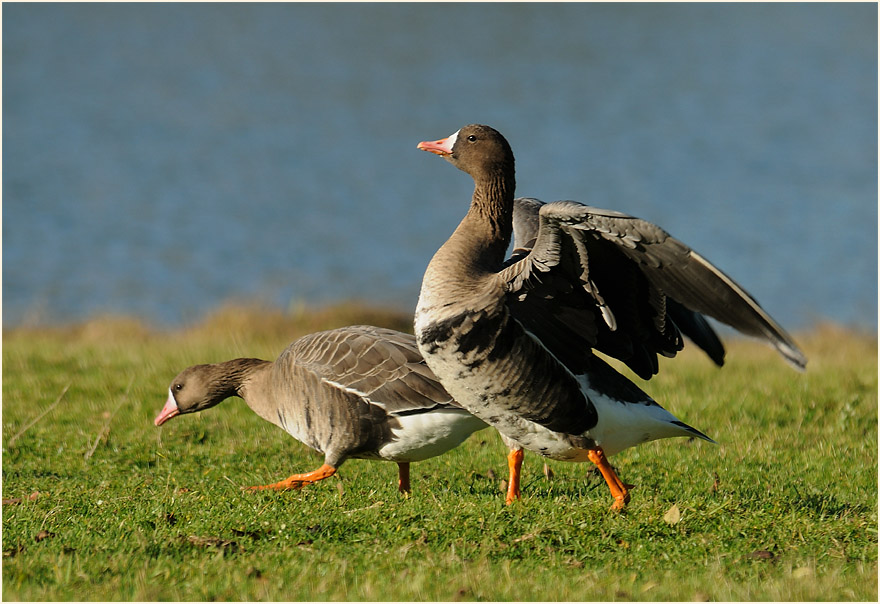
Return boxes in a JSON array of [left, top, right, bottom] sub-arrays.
[[397, 462, 411, 494], [505, 447, 524, 505], [587, 447, 630, 511], [243, 463, 337, 491]]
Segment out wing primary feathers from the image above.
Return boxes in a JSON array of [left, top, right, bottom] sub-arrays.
[[506, 197, 806, 373]]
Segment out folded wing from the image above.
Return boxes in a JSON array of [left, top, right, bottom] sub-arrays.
[[290, 325, 458, 414]]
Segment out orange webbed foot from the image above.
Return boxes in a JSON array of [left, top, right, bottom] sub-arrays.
[[242, 463, 337, 492]]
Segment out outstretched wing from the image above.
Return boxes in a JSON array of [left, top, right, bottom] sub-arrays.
[[507, 197, 724, 368], [499, 198, 806, 378]]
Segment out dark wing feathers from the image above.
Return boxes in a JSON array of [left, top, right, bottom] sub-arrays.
[[666, 299, 725, 366], [564, 204, 806, 369], [502, 197, 806, 377], [502, 200, 683, 379]]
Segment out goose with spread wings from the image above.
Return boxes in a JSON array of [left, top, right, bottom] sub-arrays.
[[415, 124, 805, 510]]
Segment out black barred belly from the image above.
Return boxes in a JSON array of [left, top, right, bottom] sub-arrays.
[[417, 307, 597, 437]]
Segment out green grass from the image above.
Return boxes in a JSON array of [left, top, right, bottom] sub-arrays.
[[3, 304, 877, 601]]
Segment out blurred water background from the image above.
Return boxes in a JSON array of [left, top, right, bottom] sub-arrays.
[[3, 3, 876, 330]]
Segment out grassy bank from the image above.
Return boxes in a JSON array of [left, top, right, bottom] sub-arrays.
[[2, 304, 877, 600]]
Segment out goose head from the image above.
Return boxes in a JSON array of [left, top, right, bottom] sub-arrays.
[[154, 364, 239, 426], [417, 124, 514, 181]]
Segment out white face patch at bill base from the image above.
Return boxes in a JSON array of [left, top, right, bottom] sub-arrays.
[[444, 129, 459, 151], [154, 389, 181, 426]]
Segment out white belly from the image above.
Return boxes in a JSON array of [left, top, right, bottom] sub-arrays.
[[375, 409, 488, 462]]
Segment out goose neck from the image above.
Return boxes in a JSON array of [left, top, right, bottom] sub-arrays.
[[220, 358, 272, 401], [459, 171, 515, 266]]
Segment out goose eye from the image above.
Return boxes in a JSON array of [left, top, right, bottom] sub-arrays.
[[174, 383, 183, 392], [467, 135, 477, 142]]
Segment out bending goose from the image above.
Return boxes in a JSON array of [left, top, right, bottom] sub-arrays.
[[154, 325, 488, 493], [415, 124, 806, 510]]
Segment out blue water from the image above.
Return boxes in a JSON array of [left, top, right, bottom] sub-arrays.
[[3, 3, 877, 330]]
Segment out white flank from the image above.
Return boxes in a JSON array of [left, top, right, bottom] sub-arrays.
[[582, 378, 697, 457], [377, 409, 487, 462]]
